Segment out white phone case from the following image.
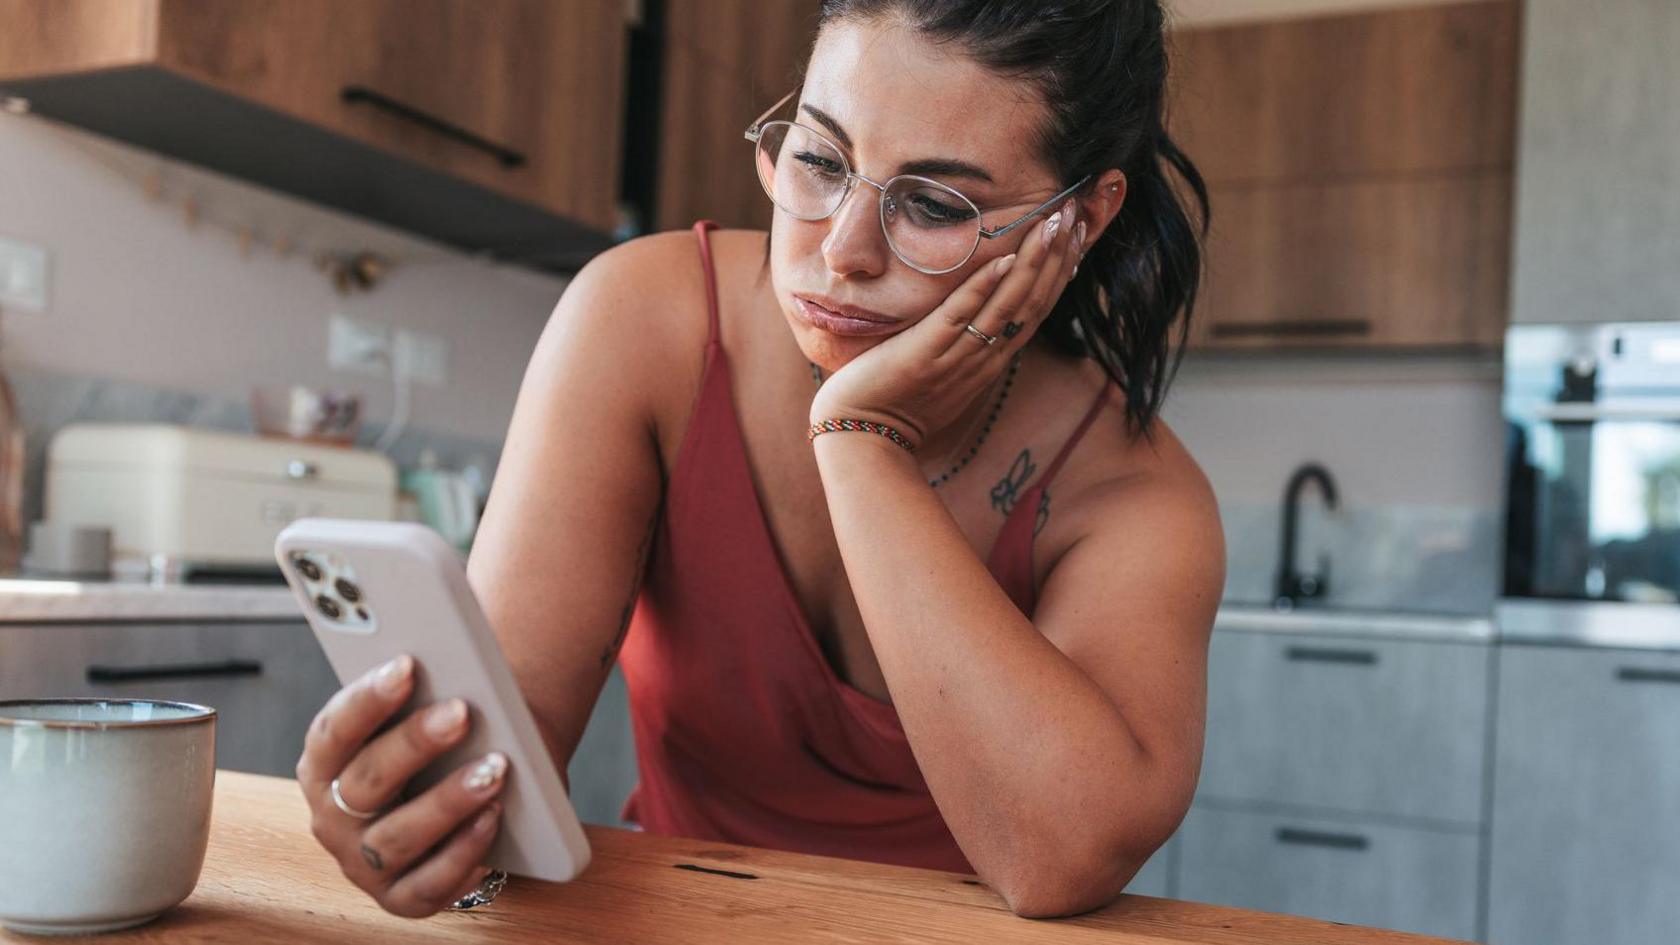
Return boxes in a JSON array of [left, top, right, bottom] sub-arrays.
[[275, 518, 591, 883]]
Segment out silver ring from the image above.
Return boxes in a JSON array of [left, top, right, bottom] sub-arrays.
[[330, 777, 381, 820], [964, 323, 998, 346], [447, 869, 508, 911]]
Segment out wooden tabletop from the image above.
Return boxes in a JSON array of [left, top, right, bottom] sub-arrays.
[[5, 771, 1471, 944]]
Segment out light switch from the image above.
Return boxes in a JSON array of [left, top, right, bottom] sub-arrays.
[[0, 235, 49, 313]]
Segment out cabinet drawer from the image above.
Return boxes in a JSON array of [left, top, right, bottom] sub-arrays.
[[0, 622, 339, 777], [1199, 630, 1491, 823], [1488, 644, 1680, 945], [1178, 805, 1480, 940]]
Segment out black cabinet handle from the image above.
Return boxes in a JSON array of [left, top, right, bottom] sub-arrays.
[[87, 660, 263, 684], [1210, 319, 1373, 339], [1616, 666, 1680, 685], [1276, 827, 1370, 851], [341, 86, 526, 168], [1285, 645, 1379, 666]]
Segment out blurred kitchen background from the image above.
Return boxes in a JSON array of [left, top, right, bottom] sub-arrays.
[[0, 1, 1674, 943]]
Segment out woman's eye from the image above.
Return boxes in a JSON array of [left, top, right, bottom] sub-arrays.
[[793, 150, 845, 180], [905, 191, 977, 227]]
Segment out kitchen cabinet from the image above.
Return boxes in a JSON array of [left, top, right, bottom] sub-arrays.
[[1487, 643, 1680, 945], [0, 0, 626, 271], [1168, 0, 1517, 350], [0, 620, 338, 777], [652, 0, 820, 232], [1178, 805, 1480, 941], [1509, 0, 1680, 325], [1197, 629, 1492, 826]]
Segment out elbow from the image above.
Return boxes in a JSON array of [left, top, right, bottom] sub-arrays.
[[993, 851, 1137, 919]]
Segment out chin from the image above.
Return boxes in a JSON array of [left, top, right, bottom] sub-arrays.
[[780, 300, 892, 374]]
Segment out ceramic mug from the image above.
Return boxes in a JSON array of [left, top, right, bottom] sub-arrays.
[[0, 699, 216, 935]]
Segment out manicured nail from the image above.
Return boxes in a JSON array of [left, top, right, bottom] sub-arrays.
[[374, 655, 412, 697], [1074, 221, 1088, 247], [473, 804, 502, 834], [424, 699, 467, 741], [464, 752, 508, 793], [1064, 199, 1078, 224], [1042, 211, 1063, 246], [996, 253, 1017, 277]]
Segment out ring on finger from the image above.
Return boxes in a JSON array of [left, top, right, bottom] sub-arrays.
[[331, 777, 383, 820], [964, 323, 998, 346]]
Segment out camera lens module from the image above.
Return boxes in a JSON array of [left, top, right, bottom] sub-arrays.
[[334, 578, 362, 604], [294, 555, 323, 582], [315, 594, 342, 620]]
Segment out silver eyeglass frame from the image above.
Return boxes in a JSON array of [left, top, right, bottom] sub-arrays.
[[745, 88, 1090, 275]]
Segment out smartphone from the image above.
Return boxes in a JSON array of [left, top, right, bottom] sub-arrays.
[[275, 517, 591, 883]]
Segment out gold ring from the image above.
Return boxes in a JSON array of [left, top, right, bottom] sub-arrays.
[[964, 323, 998, 346]]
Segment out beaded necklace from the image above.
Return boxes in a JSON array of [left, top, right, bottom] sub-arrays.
[[809, 351, 1021, 488]]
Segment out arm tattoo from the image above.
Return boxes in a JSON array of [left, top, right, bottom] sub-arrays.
[[990, 449, 1037, 517], [599, 504, 662, 668], [360, 842, 384, 872]]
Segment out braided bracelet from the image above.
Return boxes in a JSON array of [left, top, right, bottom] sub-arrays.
[[807, 418, 918, 454]]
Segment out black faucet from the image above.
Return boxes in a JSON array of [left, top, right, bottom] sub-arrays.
[[1276, 462, 1339, 609]]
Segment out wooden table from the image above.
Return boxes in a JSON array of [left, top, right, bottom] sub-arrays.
[[5, 772, 1471, 944]]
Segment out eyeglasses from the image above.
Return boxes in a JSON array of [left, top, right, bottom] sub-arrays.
[[744, 89, 1090, 275]]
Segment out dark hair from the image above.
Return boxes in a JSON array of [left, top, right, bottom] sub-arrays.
[[815, 0, 1208, 433]]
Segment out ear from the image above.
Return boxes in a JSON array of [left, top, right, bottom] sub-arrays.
[[1075, 169, 1127, 255]]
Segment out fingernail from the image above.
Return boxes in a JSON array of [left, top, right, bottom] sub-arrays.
[[1064, 199, 1079, 224], [996, 253, 1016, 277], [1042, 211, 1062, 246], [464, 752, 508, 793], [1074, 221, 1088, 247], [424, 699, 467, 741], [473, 804, 502, 834], [374, 655, 412, 697]]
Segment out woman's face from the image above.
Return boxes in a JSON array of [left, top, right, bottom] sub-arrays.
[[770, 17, 1068, 372]]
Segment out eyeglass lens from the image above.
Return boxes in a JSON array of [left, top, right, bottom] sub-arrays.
[[753, 121, 982, 272]]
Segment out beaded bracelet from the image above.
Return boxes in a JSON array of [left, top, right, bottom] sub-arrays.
[[806, 418, 918, 453]]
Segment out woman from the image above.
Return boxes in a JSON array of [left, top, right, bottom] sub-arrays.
[[294, 0, 1224, 920]]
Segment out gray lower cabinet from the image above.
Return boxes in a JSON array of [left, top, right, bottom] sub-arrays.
[[1198, 630, 1492, 826], [1178, 804, 1481, 941], [1487, 644, 1680, 945], [0, 621, 340, 777]]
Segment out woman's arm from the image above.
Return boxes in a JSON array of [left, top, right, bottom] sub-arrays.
[[810, 425, 1222, 918], [467, 235, 693, 772]]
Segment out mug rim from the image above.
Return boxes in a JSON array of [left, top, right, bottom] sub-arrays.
[[0, 698, 216, 729]]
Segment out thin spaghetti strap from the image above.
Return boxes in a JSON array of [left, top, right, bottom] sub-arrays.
[[1037, 382, 1113, 489], [692, 220, 722, 348]]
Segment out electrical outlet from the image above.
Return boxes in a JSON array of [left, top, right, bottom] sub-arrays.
[[327, 314, 391, 376], [394, 329, 448, 387], [0, 235, 49, 313]]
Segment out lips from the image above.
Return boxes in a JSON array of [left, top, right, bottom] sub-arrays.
[[797, 295, 896, 324], [792, 296, 904, 337]]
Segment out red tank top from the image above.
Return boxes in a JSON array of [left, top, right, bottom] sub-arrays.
[[617, 221, 1112, 873]]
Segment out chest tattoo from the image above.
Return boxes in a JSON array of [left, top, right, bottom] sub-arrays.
[[990, 449, 1036, 517]]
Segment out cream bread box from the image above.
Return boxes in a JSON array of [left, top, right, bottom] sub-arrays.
[[46, 423, 396, 574]]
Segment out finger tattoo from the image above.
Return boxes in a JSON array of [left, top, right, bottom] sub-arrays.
[[1001, 321, 1023, 339], [361, 842, 385, 872]]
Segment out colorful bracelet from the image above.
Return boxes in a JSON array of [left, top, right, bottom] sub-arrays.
[[806, 418, 918, 454]]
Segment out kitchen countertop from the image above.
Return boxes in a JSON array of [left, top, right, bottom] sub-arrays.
[[0, 577, 300, 623], [0, 771, 1470, 945]]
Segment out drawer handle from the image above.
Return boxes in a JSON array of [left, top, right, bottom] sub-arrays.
[[1285, 645, 1379, 666], [1210, 319, 1373, 339], [87, 659, 263, 684], [341, 86, 526, 169], [1275, 827, 1370, 851], [1617, 666, 1680, 685]]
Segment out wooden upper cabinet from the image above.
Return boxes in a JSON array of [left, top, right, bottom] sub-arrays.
[[0, 0, 626, 268], [654, 0, 820, 232], [1168, 0, 1519, 350]]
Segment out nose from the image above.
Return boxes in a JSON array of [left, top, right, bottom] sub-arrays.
[[820, 180, 890, 279]]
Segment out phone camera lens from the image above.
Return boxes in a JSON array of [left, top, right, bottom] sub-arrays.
[[355, 607, 370, 621], [315, 594, 342, 620], [294, 556, 323, 582], [334, 578, 362, 603]]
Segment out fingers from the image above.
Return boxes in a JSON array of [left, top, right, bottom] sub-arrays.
[[296, 655, 415, 795], [381, 806, 504, 918], [964, 199, 1080, 350], [355, 751, 511, 882], [332, 697, 471, 815]]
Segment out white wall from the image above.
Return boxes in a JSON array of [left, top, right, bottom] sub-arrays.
[[0, 110, 565, 443]]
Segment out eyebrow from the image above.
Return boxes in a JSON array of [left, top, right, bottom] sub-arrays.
[[799, 104, 997, 185]]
